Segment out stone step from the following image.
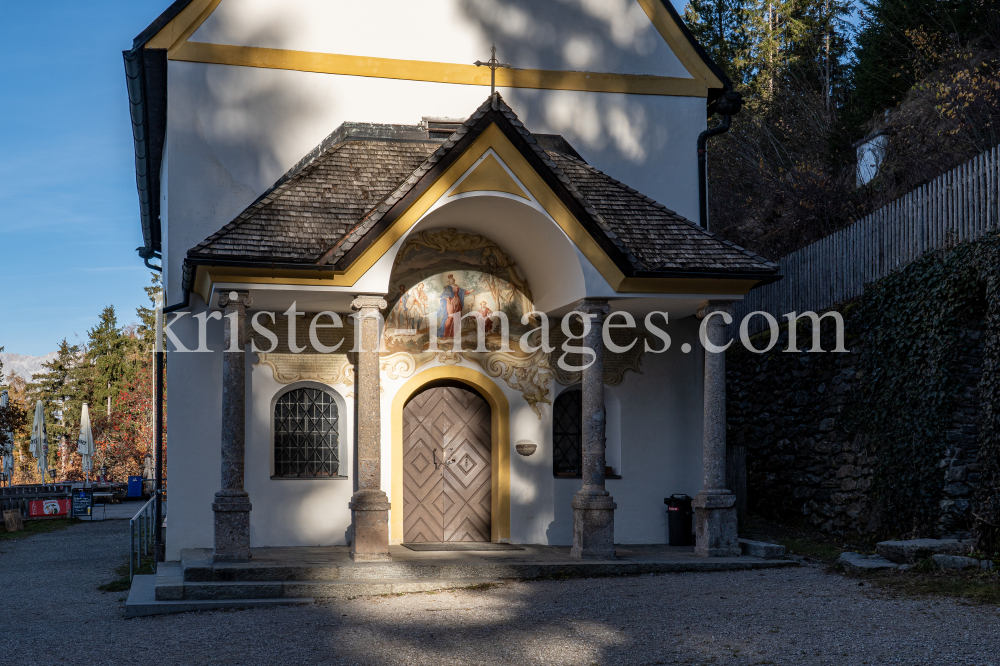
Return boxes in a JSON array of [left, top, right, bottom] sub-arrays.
[[128, 574, 312, 618], [179, 578, 500, 600], [183, 556, 801, 585]]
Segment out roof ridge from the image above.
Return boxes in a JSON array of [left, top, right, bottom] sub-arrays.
[[492, 98, 647, 271], [317, 98, 495, 266]]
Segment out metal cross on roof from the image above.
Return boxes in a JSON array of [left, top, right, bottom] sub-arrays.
[[474, 44, 512, 110]]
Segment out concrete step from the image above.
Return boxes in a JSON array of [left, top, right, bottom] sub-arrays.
[[180, 577, 501, 600], [128, 574, 313, 618]]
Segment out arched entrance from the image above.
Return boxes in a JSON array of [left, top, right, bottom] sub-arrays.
[[391, 366, 511, 544], [403, 383, 491, 542]]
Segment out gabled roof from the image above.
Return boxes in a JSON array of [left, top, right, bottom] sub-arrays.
[[184, 94, 776, 294], [124, 0, 737, 260]]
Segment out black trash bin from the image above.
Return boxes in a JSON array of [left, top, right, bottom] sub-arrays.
[[664, 494, 694, 546]]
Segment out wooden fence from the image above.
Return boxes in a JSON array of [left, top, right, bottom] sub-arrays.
[[735, 145, 1000, 332]]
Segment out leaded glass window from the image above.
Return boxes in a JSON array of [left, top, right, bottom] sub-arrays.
[[553, 389, 582, 477], [274, 388, 340, 477]]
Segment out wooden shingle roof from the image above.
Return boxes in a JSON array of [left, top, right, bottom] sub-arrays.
[[185, 95, 778, 286]]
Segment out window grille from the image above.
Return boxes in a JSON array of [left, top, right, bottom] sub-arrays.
[[274, 388, 340, 477], [552, 389, 582, 477]]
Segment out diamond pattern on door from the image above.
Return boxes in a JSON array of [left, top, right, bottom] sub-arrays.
[[403, 385, 492, 543]]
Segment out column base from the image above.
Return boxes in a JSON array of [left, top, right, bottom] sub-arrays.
[[570, 491, 617, 559], [212, 491, 252, 563], [692, 491, 739, 557], [349, 490, 391, 562]]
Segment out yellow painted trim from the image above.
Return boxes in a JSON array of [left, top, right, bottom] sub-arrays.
[[190, 125, 770, 297], [196, 265, 768, 297], [449, 154, 529, 199], [341, 123, 629, 290], [636, 0, 725, 89], [169, 41, 707, 97], [145, 0, 221, 51], [193, 265, 214, 305], [390, 366, 511, 544]]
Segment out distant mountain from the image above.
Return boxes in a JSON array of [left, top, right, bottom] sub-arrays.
[[0, 351, 58, 381]]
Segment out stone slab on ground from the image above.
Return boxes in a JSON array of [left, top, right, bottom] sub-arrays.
[[838, 552, 898, 572], [126, 574, 313, 618], [932, 554, 994, 571], [738, 539, 787, 559], [875, 538, 968, 563]]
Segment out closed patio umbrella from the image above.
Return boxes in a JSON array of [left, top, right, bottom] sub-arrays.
[[78, 403, 95, 483], [29, 400, 47, 482], [1, 390, 13, 482]]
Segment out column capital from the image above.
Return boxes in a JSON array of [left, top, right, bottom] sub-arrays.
[[696, 300, 734, 320], [574, 298, 611, 316], [219, 290, 253, 310], [352, 294, 388, 313]]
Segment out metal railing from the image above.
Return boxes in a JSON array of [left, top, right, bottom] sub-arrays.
[[129, 493, 159, 581]]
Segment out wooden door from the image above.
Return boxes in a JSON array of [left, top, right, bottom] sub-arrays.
[[403, 385, 492, 542]]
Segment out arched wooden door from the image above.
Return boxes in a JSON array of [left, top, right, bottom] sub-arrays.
[[403, 384, 492, 542]]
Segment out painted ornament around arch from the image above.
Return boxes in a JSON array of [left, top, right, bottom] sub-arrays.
[[382, 228, 553, 417]]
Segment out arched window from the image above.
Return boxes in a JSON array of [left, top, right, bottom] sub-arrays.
[[552, 388, 582, 477], [274, 387, 340, 478]]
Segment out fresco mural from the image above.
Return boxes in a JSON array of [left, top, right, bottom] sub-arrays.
[[383, 228, 535, 353]]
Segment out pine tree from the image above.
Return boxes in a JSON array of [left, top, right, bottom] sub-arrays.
[[84, 306, 137, 417], [685, 0, 753, 84], [136, 272, 163, 348], [28, 339, 81, 474], [851, 0, 983, 126]]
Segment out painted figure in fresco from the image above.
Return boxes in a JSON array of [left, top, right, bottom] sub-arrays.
[[410, 283, 428, 331], [437, 274, 466, 338], [394, 284, 411, 329], [479, 300, 494, 335]]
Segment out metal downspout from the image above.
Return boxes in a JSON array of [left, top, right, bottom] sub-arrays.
[[697, 90, 744, 230]]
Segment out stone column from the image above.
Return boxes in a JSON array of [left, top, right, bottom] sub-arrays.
[[571, 299, 617, 559], [349, 295, 392, 562], [213, 290, 253, 562], [692, 301, 740, 557]]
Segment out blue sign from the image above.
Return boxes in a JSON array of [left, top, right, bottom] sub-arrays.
[[127, 476, 143, 497]]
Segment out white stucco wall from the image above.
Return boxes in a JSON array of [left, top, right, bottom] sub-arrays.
[[165, 307, 706, 557], [246, 376, 355, 548], [528, 314, 705, 545], [160, 0, 711, 300], [164, 301, 225, 560], [163, 61, 705, 300]]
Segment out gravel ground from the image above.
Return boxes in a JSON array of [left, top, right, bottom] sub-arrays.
[[2, 520, 1000, 666]]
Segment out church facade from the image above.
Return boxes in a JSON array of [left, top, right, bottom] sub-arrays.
[[123, 0, 779, 562]]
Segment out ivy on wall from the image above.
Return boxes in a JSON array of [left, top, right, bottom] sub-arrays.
[[848, 231, 1000, 548]]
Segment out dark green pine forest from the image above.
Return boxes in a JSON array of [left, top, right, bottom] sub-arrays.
[[684, 0, 1000, 257]]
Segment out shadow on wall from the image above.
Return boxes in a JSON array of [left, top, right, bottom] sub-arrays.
[[168, 15, 329, 296], [459, 0, 673, 164]]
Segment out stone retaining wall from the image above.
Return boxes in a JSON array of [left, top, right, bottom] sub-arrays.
[[727, 307, 984, 538]]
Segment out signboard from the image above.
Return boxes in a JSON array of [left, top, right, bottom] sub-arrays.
[[127, 476, 143, 498], [72, 489, 93, 517], [29, 499, 70, 517]]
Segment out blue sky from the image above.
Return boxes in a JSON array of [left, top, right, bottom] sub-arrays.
[[0, 1, 164, 357]]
